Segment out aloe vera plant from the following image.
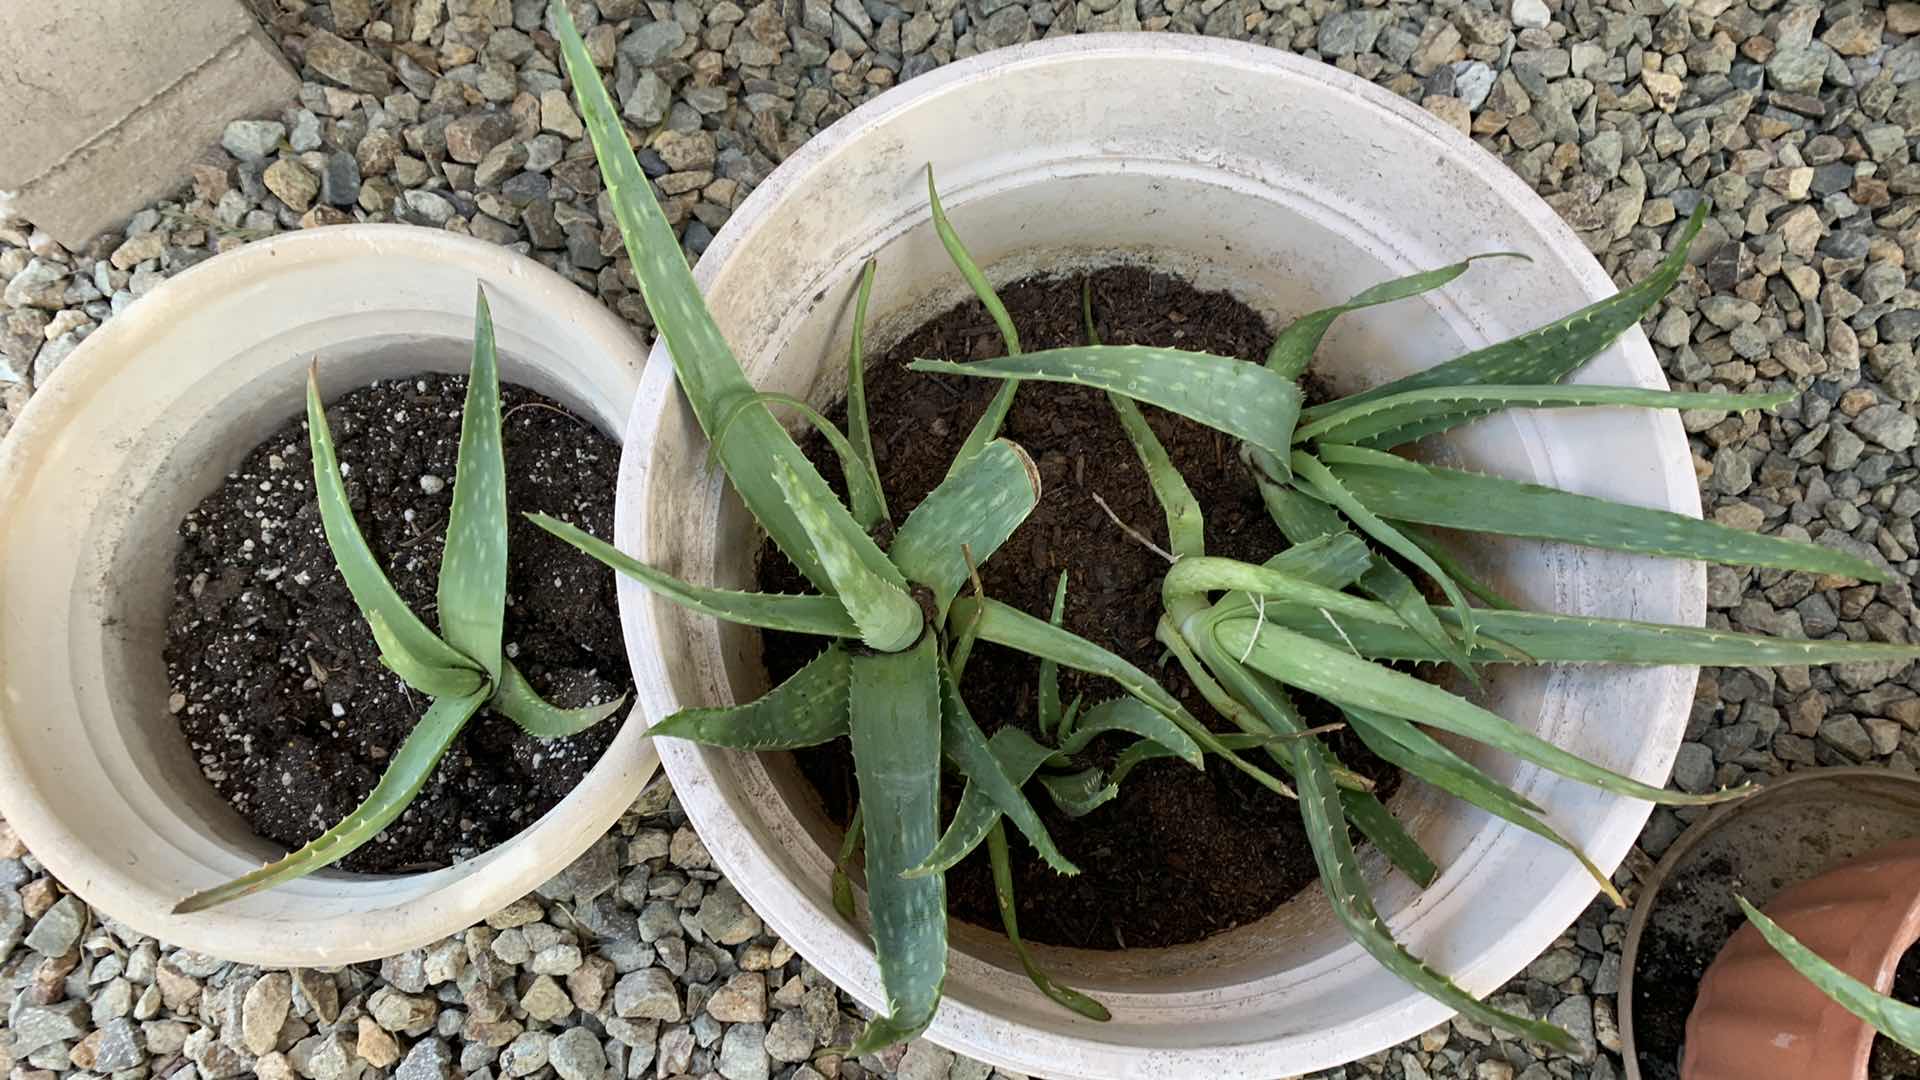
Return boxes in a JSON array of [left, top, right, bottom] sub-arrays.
[[906, 201, 1920, 1047], [537, 0, 1282, 1046], [174, 289, 627, 914], [544, 0, 1920, 1047]]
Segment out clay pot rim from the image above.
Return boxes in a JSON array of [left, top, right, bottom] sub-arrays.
[[1619, 767, 1920, 1080]]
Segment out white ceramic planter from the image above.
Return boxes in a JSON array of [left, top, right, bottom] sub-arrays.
[[0, 226, 657, 967], [615, 34, 1703, 1079]]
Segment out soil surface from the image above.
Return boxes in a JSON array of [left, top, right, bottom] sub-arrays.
[[166, 374, 631, 873], [760, 265, 1400, 950]]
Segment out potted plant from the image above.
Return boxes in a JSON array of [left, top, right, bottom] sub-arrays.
[[0, 226, 655, 967], [1621, 769, 1920, 1080], [546, 9, 1920, 1078]]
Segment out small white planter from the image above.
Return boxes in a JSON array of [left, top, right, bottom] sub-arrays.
[[615, 34, 1702, 1079], [0, 226, 656, 967]]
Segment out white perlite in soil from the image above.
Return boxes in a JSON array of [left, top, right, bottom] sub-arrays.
[[4, 0, 1920, 1077]]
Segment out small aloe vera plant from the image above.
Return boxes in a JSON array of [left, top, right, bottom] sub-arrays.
[[910, 201, 1920, 1046], [174, 289, 626, 914]]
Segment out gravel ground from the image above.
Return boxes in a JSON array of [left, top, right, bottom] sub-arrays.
[[4, 0, 1920, 1077]]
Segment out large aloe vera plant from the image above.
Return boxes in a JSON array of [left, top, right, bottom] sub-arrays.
[[538, 1, 1283, 1048], [546, 0, 1918, 1049], [174, 290, 626, 914]]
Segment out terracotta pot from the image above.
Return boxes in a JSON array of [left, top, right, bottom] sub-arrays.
[[1682, 837, 1920, 1080], [1619, 768, 1920, 1080]]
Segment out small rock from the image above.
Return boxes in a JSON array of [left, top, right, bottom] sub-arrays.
[[355, 1016, 401, 1069], [1317, 10, 1385, 56], [897, 1040, 954, 1080], [621, 20, 687, 65], [222, 119, 286, 161], [717, 1022, 770, 1080], [502, 1030, 552, 1077], [304, 28, 395, 93], [549, 1027, 608, 1080], [707, 971, 768, 1022], [23, 894, 82, 956], [446, 112, 516, 164], [243, 972, 293, 1055], [395, 1037, 455, 1080], [399, 190, 457, 227], [11, 1001, 89, 1055], [541, 88, 585, 139], [1671, 741, 1716, 793], [521, 974, 574, 1022], [614, 968, 682, 1020], [368, 986, 438, 1035], [1854, 405, 1918, 451], [1821, 715, 1876, 760], [264, 158, 320, 212], [764, 1011, 816, 1062], [1510, 0, 1549, 30]]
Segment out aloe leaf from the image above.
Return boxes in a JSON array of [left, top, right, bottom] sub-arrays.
[[833, 802, 863, 922], [553, 1, 893, 593], [845, 259, 888, 528], [649, 645, 849, 749], [307, 367, 480, 678], [1191, 629, 1437, 886], [708, 392, 889, 533], [1162, 556, 1413, 633], [365, 610, 487, 698], [1110, 732, 1279, 785], [1302, 201, 1709, 423], [948, 596, 1298, 800], [1344, 705, 1623, 906], [1457, 609, 1920, 667], [1087, 280, 1207, 558], [1738, 896, 1920, 1054], [1056, 696, 1201, 766], [1038, 767, 1119, 818], [911, 727, 1058, 877], [771, 459, 922, 652], [888, 439, 1041, 618], [1324, 455, 1892, 584], [1267, 253, 1527, 378], [930, 166, 1023, 473], [1400, 525, 1519, 611], [937, 662, 1078, 876], [1292, 451, 1480, 656], [987, 822, 1112, 1021], [1220, 619, 1750, 806], [1038, 571, 1068, 739], [492, 660, 627, 738], [1292, 740, 1577, 1050], [911, 346, 1302, 457], [438, 287, 510, 681], [527, 513, 860, 637], [175, 689, 488, 913], [1299, 384, 1795, 449], [847, 636, 946, 1053], [1252, 473, 1474, 671]]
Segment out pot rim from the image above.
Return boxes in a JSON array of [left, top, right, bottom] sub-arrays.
[[0, 223, 658, 965], [618, 32, 1700, 1077], [1618, 767, 1920, 1080]]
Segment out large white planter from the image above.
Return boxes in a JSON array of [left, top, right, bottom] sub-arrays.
[[0, 226, 657, 966], [616, 34, 1702, 1079]]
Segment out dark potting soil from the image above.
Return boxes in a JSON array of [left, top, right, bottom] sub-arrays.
[[758, 265, 1402, 950], [165, 374, 631, 874], [1871, 946, 1920, 1079]]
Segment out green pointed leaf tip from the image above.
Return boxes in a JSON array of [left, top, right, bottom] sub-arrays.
[[307, 365, 479, 679], [939, 661, 1078, 875], [1265, 252, 1529, 378], [1304, 200, 1710, 422], [708, 392, 889, 532], [1038, 571, 1067, 738], [987, 822, 1111, 1021], [929, 165, 1023, 471], [1325, 457, 1893, 584], [651, 645, 850, 750], [528, 513, 861, 637], [176, 689, 489, 913], [1297, 384, 1795, 449], [910, 345, 1302, 456], [552, 0, 896, 594], [438, 286, 510, 681]]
